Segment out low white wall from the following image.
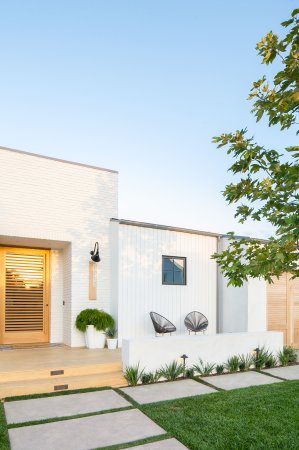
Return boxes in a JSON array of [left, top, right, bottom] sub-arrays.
[[122, 331, 283, 371]]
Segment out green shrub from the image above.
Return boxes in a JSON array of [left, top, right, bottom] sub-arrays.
[[185, 368, 195, 378], [278, 350, 289, 366], [148, 371, 161, 383], [216, 364, 224, 375], [264, 353, 277, 369], [283, 346, 297, 363], [106, 326, 117, 338], [141, 373, 152, 384], [253, 347, 269, 370], [193, 358, 215, 376], [75, 309, 114, 332], [238, 354, 253, 371], [124, 363, 144, 386], [225, 356, 239, 373], [159, 361, 184, 381], [277, 346, 297, 367]]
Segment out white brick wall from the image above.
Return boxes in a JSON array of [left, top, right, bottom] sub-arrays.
[[0, 148, 118, 346]]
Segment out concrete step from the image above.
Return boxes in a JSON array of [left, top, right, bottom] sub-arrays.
[[0, 371, 127, 399], [0, 361, 123, 383]]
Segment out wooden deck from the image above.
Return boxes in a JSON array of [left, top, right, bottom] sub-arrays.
[[0, 346, 127, 399]]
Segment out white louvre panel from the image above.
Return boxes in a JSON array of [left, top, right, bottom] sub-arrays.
[[5, 253, 45, 332]]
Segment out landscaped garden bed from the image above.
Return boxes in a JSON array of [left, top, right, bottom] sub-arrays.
[[124, 345, 298, 386]]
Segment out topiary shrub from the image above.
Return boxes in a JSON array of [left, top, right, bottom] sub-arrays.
[[75, 308, 114, 332]]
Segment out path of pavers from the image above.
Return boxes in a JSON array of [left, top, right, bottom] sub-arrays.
[[263, 364, 299, 380], [5, 389, 130, 424], [121, 379, 216, 404], [8, 409, 165, 450], [126, 438, 188, 449], [6, 366, 299, 450], [201, 370, 283, 390]]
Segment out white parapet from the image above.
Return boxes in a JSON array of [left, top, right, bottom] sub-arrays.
[[122, 331, 284, 372]]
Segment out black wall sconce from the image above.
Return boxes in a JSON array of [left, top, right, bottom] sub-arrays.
[[90, 242, 101, 262]]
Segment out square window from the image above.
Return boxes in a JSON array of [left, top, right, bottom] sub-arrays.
[[162, 256, 186, 285]]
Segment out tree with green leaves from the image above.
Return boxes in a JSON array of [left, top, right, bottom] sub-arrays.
[[212, 8, 299, 287]]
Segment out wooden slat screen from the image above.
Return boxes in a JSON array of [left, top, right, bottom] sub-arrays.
[[5, 253, 45, 332]]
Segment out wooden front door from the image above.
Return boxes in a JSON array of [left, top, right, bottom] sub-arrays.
[[0, 247, 50, 344], [267, 273, 299, 347]]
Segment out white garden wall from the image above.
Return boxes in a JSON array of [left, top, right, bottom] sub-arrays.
[[0, 147, 118, 346], [122, 332, 284, 372], [114, 220, 218, 345]]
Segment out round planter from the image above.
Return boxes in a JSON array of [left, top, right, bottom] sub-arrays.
[[85, 325, 106, 349], [107, 338, 118, 350]]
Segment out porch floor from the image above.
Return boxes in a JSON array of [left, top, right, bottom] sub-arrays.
[[0, 346, 121, 372], [0, 346, 126, 398]]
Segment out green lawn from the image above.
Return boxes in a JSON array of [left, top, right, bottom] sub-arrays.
[[1, 381, 298, 450], [141, 380, 299, 450]]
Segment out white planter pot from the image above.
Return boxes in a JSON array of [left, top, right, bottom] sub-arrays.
[[107, 338, 118, 350], [85, 325, 106, 349]]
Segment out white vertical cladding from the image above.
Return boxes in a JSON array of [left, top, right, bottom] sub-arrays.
[[118, 224, 218, 344], [110, 220, 119, 323], [0, 149, 118, 347]]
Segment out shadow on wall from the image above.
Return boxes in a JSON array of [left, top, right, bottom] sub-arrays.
[[64, 168, 118, 347]]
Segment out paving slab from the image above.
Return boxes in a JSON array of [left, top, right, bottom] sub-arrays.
[[5, 390, 130, 424], [263, 365, 299, 380], [8, 408, 165, 450], [121, 379, 216, 404], [126, 438, 187, 449], [202, 371, 283, 390]]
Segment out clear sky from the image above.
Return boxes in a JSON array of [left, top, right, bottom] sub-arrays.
[[1, 1, 297, 237]]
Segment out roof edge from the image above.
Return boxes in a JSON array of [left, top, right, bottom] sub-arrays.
[[0, 145, 118, 174], [110, 218, 221, 238]]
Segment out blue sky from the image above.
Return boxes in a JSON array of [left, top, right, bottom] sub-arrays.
[[0, 1, 297, 237]]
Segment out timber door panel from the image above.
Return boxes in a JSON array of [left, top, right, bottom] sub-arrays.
[[0, 248, 50, 344], [267, 274, 299, 347], [290, 277, 299, 348]]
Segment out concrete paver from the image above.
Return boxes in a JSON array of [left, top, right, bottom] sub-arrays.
[[202, 370, 283, 390], [121, 379, 216, 404], [5, 389, 130, 424], [126, 438, 187, 449], [263, 364, 299, 380], [8, 409, 165, 450]]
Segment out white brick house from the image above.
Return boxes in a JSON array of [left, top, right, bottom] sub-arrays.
[[0, 146, 269, 348]]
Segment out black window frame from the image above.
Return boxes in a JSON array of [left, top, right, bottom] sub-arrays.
[[162, 255, 187, 286]]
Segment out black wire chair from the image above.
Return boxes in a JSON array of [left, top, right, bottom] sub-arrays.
[[184, 311, 208, 334], [150, 312, 176, 336]]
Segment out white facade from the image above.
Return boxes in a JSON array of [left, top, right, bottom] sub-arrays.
[[0, 147, 118, 346], [112, 220, 218, 345], [218, 237, 267, 334], [0, 146, 269, 348]]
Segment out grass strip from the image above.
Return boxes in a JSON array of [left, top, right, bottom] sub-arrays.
[[4, 385, 111, 402], [7, 405, 133, 429], [95, 433, 172, 450], [0, 403, 10, 450]]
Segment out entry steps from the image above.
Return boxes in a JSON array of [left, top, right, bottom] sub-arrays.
[[0, 361, 127, 398]]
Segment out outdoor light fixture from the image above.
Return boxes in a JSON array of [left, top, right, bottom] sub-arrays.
[[180, 354, 189, 378], [90, 242, 101, 262]]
